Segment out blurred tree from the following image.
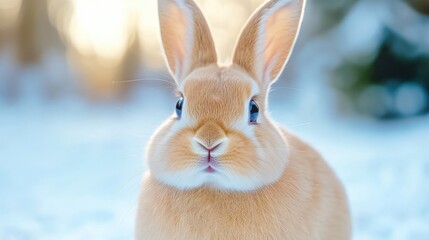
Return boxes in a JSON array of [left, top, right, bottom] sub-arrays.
[[16, 0, 64, 62], [48, 0, 141, 100], [67, 29, 141, 101], [16, 0, 42, 64], [306, 0, 358, 36], [1, 0, 66, 101], [0, 0, 21, 45], [407, 0, 429, 15], [22, 0, 67, 96], [333, 28, 429, 119], [326, 0, 429, 119], [0, 0, 21, 100]]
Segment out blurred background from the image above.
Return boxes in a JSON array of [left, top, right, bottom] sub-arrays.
[[0, 0, 428, 239]]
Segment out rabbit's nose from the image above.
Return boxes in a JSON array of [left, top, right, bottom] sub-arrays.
[[194, 122, 226, 146], [195, 139, 223, 152], [193, 121, 228, 154], [193, 137, 227, 157]]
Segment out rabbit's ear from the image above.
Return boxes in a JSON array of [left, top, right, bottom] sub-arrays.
[[233, 0, 306, 86], [158, 0, 217, 84]]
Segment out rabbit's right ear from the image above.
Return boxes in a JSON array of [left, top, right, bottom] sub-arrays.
[[233, 0, 306, 87], [158, 0, 217, 84]]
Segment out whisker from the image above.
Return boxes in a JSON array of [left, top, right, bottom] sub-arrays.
[[289, 122, 313, 128], [269, 86, 305, 96], [233, 147, 289, 150], [118, 168, 146, 192], [112, 77, 176, 87]]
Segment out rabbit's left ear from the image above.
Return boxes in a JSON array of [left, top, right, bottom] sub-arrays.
[[233, 0, 306, 86], [158, 0, 217, 84]]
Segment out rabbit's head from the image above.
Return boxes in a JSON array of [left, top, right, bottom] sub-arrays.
[[147, 0, 306, 191]]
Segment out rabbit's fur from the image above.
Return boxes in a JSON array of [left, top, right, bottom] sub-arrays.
[[136, 0, 351, 239]]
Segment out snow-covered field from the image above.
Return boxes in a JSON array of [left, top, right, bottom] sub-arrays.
[[1, 83, 428, 240]]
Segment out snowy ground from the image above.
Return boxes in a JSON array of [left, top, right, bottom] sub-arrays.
[[1, 83, 429, 240]]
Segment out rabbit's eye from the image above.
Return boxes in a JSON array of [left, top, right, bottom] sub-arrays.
[[176, 97, 184, 119], [249, 100, 259, 124]]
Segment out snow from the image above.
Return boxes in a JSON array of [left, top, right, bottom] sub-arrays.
[[1, 82, 428, 240]]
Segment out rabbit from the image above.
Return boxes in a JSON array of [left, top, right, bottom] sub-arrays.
[[135, 0, 351, 239]]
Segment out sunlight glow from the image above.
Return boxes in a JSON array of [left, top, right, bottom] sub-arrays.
[[137, 0, 162, 67], [68, 0, 134, 60], [0, 0, 22, 29], [50, 0, 265, 67]]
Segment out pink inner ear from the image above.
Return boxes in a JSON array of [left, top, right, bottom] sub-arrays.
[[263, 51, 280, 83], [169, 3, 188, 70], [263, 35, 280, 82], [161, 1, 193, 79], [261, 6, 294, 81]]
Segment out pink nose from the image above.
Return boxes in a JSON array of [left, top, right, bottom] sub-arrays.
[[196, 141, 222, 152]]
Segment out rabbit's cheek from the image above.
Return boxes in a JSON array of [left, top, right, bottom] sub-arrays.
[[218, 131, 260, 175], [164, 129, 197, 171]]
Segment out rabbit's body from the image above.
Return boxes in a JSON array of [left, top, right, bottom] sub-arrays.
[[136, 0, 351, 239], [136, 130, 349, 240]]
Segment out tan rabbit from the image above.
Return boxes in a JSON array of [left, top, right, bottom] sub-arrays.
[[135, 0, 351, 239]]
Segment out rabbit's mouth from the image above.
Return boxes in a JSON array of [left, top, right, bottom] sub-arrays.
[[200, 153, 220, 173], [204, 166, 215, 173], [195, 141, 223, 173], [204, 156, 216, 173], [202, 156, 219, 173]]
